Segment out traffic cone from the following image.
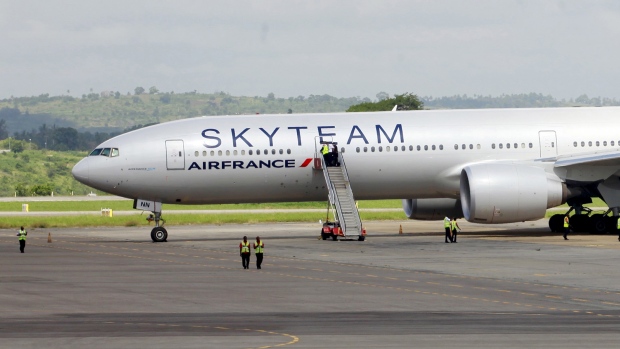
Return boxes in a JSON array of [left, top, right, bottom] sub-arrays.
[[399, 224, 403, 234], [47, 232, 52, 243]]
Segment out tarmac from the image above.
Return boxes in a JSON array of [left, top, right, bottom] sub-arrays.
[[1, 219, 620, 348]]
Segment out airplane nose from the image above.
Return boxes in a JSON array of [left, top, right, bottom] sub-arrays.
[[72, 158, 89, 184]]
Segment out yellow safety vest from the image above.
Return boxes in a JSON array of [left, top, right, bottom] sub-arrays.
[[617, 217, 620, 229], [241, 241, 250, 253], [450, 221, 457, 230], [255, 241, 264, 254], [18, 230, 26, 241], [564, 216, 569, 228], [444, 218, 451, 228], [321, 145, 329, 155]]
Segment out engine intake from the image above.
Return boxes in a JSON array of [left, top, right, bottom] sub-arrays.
[[460, 163, 566, 223]]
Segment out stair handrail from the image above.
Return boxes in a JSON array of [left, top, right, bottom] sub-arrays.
[[320, 155, 347, 234], [337, 152, 363, 235]]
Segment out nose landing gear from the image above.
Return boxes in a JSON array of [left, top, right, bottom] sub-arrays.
[[148, 211, 167, 242]]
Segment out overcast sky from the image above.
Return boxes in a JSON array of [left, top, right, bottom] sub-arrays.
[[1, 0, 620, 100]]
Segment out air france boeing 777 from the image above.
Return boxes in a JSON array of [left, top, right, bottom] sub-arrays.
[[72, 107, 620, 242]]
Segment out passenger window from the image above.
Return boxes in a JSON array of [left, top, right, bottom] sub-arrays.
[[499, 144, 503, 149], [90, 148, 102, 156], [521, 143, 525, 148], [393, 146, 397, 152], [203, 150, 207, 156], [513, 143, 517, 149], [279, 149, 283, 154], [234, 150, 238, 155], [551, 142, 555, 148], [363, 147, 368, 152], [218, 150, 222, 156], [424, 145, 428, 151], [195, 151, 199, 157], [179, 151, 182, 157], [401, 146, 406, 151], [492, 143, 495, 149], [596, 141, 600, 146], [385, 146, 390, 152], [249, 150, 253, 155], [603, 141, 607, 146], [612, 141, 615, 146], [287, 149, 291, 154], [341, 147, 345, 153], [581, 141, 585, 147], [256, 149, 261, 155], [356, 147, 360, 153], [264, 149, 268, 155], [469, 144, 473, 150], [241, 150, 246, 155], [440, 145, 444, 150], [378, 146, 383, 152], [588, 141, 592, 147], [461, 144, 465, 150], [111, 148, 119, 157], [529, 143, 533, 148], [432, 145, 436, 150], [371, 146, 375, 152], [100, 148, 111, 156], [226, 150, 230, 155], [454, 144, 458, 150], [417, 145, 421, 151], [507, 143, 511, 149], [210, 151, 215, 156], [271, 149, 276, 155], [476, 144, 480, 149], [573, 142, 577, 147]]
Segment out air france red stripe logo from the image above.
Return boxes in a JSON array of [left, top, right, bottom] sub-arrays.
[[300, 158, 313, 167]]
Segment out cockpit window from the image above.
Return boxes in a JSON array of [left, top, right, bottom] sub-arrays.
[[90, 148, 102, 156], [100, 148, 111, 157], [111, 148, 119, 157]]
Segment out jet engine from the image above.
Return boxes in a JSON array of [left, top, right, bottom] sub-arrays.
[[460, 163, 567, 223], [402, 198, 463, 220]]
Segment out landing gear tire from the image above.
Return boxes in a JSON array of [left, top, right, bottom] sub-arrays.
[[570, 214, 590, 233], [549, 214, 565, 232], [151, 227, 168, 242], [588, 214, 608, 234]]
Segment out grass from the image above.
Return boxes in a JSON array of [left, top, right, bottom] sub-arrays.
[[0, 199, 404, 212]]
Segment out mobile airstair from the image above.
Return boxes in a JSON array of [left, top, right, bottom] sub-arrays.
[[316, 147, 365, 241]]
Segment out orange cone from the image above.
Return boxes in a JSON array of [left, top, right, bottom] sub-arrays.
[[399, 224, 403, 234], [47, 232, 52, 243]]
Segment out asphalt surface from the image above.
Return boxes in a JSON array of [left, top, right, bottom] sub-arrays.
[[1, 219, 620, 348]]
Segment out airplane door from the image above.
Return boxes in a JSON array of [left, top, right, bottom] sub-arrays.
[[166, 140, 185, 170], [538, 131, 557, 158]]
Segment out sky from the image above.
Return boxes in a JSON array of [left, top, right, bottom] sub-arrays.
[[1, 0, 620, 100]]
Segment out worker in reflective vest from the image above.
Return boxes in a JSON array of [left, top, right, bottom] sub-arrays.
[[616, 217, 620, 242], [17, 226, 27, 253], [563, 216, 570, 240], [253, 236, 264, 269], [450, 218, 460, 243], [321, 144, 331, 166], [239, 236, 251, 269], [444, 217, 452, 243]]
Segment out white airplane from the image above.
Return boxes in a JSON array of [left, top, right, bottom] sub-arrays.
[[72, 107, 620, 242]]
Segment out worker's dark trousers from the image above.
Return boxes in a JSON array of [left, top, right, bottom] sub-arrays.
[[256, 253, 263, 269], [445, 228, 451, 242], [241, 253, 250, 269], [452, 229, 458, 242], [19, 240, 25, 253]]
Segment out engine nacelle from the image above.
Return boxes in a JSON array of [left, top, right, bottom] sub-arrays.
[[402, 198, 463, 220], [460, 163, 567, 223]]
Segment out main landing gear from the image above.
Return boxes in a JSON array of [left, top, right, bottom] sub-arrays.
[[147, 211, 167, 242], [549, 206, 618, 234]]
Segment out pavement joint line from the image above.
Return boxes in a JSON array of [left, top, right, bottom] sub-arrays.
[[8, 238, 619, 320]]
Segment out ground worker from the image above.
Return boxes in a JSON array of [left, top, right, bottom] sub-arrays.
[[563, 215, 570, 240], [17, 226, 27, 253], [239, 236, 251, 269], [253, 236, 264, 269], [616, 216, 619, 242], [451, 218, 460, 243], [321, 143, 330, 166], [444, 216, 452, 243]]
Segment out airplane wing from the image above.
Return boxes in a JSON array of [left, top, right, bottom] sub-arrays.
[[553, 150, 620, 182]]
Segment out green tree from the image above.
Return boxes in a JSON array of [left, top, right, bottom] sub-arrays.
[[134, 86, 145, 95], [0, 119, 7, 139], [11, 141, 24, 153], [347, 93, 423, 112], [149, 86, 159, 94]]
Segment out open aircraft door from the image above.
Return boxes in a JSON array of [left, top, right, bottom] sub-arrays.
[[538, 131, 557, 158], [314, 136, 334, 170], [166, 140, 185, 170]]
